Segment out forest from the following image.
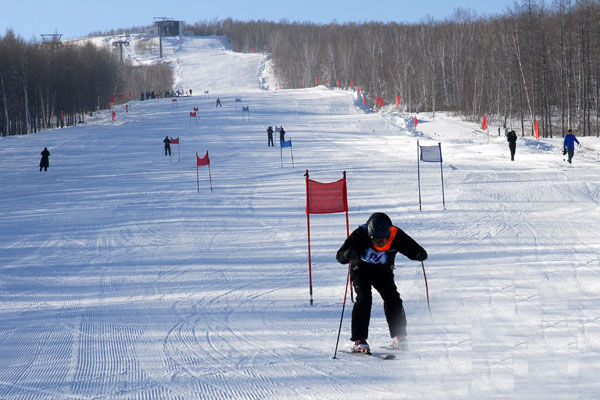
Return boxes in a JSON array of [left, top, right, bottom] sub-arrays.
[[189, 0, 600, 138], [0, 31, 172, 136], [2, 0, 599, 137]]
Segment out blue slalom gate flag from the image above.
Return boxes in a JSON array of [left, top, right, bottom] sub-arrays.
[[280, 139, 294, 168]]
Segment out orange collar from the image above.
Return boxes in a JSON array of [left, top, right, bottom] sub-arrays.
[[372, 226, 398, 251]]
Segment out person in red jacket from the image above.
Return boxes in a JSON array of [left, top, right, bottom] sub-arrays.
[[336, 212, 427, 353]]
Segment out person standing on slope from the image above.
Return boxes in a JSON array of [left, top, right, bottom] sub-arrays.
[[336, 212, 427, 354], [163, 136, 171, 156], [563, 129, 580, 164], [279, 126, 285, 143], [267, 126, 274, 147], [39, 147, 50, 171], [506, 129, 517, 161]]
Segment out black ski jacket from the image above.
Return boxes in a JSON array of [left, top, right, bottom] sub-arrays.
[[336, 213, 427, 269], [506, 130, 517, 144]]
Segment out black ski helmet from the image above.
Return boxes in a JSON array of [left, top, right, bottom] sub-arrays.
[[367, 213, 391, 239]]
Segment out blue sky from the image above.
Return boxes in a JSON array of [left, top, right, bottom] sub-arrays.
[[3, 0, 516, 41]]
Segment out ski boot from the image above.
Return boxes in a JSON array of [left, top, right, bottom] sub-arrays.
[[352, 339, 370, 354], [391, 335, 407, 350]]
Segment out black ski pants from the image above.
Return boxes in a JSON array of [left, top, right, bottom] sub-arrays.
[[509, 143, 516, 161], [351, 263, 406, 341]]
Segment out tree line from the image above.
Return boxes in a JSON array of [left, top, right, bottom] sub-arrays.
[[4, 0, 599, 138], [188, 0, 600, 137], [0, 30, 173, 136]]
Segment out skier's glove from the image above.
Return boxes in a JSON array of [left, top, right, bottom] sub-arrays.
[[414, 250, 428, 262], [563, 148, 567, 155], [344, 248, 359, 263]]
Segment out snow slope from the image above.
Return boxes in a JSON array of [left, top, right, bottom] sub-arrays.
[[1, 35, 600, 400]]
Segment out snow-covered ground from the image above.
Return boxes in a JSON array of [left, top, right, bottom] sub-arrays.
[[1, 35, 600, 399]]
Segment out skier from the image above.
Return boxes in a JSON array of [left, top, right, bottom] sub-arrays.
[[279, 126, 285, 143], [39, 147, 50, 171], [563, 129, 580, 164], [506, 129, 517, 161], [267, 126, 274, 147], [163, 136, 171, 156], [336, 212, 427, 354], [216, 98, 222, 107]]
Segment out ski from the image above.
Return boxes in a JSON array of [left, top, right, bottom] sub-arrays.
[[381, 344, 408, 352], [341, 350, 396, 360]]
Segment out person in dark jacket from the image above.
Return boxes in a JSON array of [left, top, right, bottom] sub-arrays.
[[279, 127, 285, 143], [163, 136, 171, 156], [216, 98, 222, 107], [39, 147, 50, 171], [506, 129, 517, 161], [563, 129, 580, 164], [267, 126, 274, 147], [336, 212, 427, 353]]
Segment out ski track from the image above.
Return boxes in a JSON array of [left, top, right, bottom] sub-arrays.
[[1, 35, 600, 399]]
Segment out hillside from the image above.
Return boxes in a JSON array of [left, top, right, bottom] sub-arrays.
[[0, 35, 599, 400]]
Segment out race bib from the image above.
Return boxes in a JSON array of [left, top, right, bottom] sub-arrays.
[[361, 248, 387, 264]]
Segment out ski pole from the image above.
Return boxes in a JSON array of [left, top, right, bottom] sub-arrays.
[[332, 265, 352, 359], [421, 261, 432, 319]]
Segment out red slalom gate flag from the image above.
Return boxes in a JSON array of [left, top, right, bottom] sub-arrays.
[[196, 151, 213, 192], [305, 176, 348, 214], [170, 137, 179, 144], [190, 111, 197, 117], [304, 170, 350, 305], [534, 120, 539, 140], [396, 95, 400, 107], [196, 151, 209, 166], [111, 111, 116, 121], [481, 114, 488, 131], [414, 115, 418, 129]]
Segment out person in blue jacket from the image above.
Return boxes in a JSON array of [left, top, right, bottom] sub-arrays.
[[563, 129, 580, 164]]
